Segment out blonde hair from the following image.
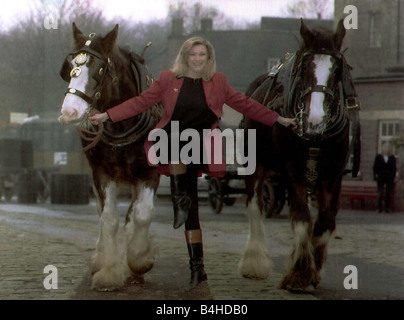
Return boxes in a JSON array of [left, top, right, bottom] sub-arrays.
[[171, 37, 216, 81]]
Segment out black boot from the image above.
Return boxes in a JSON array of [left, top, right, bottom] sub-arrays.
[[185, 229, 207, 290], [170, 174, 191, 229]]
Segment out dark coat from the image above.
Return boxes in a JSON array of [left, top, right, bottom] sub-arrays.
[[373, 154, 396, 183]]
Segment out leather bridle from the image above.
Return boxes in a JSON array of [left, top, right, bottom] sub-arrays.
[[61, 34, 158, 152], [63, 34, 117, 110], [265, 47, 361, 179], [280, 48, 359, 145]]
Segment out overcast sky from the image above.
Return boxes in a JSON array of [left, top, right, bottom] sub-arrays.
[[0, 0, 334, 31]]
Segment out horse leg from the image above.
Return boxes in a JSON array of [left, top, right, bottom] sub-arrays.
[[280, 184, 318, 292], [239, 169, 272, 279], [124, 183, 156, 282], [91, 176, 130, 290], [311, 179, 341, 286]]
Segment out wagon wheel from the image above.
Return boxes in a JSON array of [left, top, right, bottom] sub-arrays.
[[208, 177, 224, 214], [263, 180, 276, 218]]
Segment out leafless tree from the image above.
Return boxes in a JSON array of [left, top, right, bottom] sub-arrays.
[[0, 0, 252, 120], [168, 1, 245, 32], [284, 0, 333, 20]]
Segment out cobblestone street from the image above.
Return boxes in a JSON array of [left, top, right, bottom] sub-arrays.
[[0, 197, 403, 300]]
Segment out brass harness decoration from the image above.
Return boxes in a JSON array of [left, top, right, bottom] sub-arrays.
[[305, 147, 320, 195]]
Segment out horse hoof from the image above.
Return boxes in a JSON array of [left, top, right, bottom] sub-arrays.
[[91, 266, 128, 291], [128, 274, 145, 284], [279, 272, 318, 293], [285, 283, 315, 293], [92, 286, 120, 292]]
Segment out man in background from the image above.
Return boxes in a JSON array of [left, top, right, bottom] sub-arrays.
[[373, 143, 397, 213]]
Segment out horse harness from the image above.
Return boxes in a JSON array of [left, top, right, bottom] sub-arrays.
[[261, 49, 361, 195], [62, 33, 158, 152]]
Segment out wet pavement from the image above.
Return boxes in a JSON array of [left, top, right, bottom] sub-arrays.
[[0, 196, 403, 301]]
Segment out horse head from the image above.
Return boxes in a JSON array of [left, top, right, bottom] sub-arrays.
[[293, 19, 346, 139], [59, 23, 119, 125]]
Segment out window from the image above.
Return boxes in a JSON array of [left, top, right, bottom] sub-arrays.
[[369, 12, 382, 48], [379, 121, 399, 154]]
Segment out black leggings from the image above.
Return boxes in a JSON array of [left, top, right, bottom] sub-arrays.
[[181, 164, 202, 230]]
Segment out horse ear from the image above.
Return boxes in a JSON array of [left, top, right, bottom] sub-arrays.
[[101, 24, 119, 53], [334, 19, 346, 50], [72, 22, 85, 42], [300, 18, 314, 47]]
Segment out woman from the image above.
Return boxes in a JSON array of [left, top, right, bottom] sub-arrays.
[[89, 37, 296, 289]]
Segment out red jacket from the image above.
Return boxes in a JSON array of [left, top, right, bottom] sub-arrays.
[[107, 70, 280, 176]]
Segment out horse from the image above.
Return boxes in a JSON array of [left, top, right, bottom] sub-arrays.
[[239, 19, 361, 292], [59, 23, 163, 290]]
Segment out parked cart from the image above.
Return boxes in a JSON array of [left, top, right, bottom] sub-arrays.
[[0, 118, 91, 204], [206, 164, 287, 217], [0, 138, 60, 203]]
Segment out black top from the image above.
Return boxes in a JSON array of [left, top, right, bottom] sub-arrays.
[[164, 77, 218, 133]]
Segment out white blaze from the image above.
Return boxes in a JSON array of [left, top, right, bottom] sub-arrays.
[[59, 56, 90, 123], [308, 54, 332, 126]]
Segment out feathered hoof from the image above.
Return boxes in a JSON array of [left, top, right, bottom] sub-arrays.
[[279, 270, 320, 293], [127, 273, 145, 285], [238, 245, 272, 280], [91, 265, 130, 291]]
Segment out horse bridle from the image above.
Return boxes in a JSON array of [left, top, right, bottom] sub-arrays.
[[278, 48, 361, 189], [62, 34, 159, 152], [61, 34, 117, 151], [290, 49, 358, 142], [63, 34, 118, 115]]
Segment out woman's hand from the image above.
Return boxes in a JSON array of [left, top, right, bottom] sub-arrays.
[[88, 112, 109, 125], [277, 116, 298, 130]]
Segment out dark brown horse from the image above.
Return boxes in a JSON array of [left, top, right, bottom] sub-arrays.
[[59, 24, 162, 290], [239, 19, 360, 292]]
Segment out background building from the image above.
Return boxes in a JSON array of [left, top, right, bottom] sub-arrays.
[[335, 0, 404, 202]]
